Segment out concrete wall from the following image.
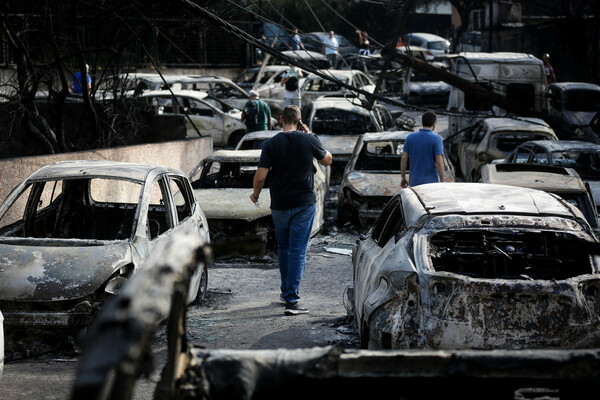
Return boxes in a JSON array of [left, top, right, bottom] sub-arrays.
[[0, 137, 213, 204]]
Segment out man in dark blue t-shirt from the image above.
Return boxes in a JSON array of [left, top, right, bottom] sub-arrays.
[[401, 111, 444, 187], [251, 105, 332, 315]]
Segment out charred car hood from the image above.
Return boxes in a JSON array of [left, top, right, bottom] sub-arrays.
[[318, 135, 360, 156], [0, 239, 131, 301], [345, 171, 404, 197], [194, 188, 272, 221]]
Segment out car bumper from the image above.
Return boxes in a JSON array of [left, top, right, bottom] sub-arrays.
[[2, 310, 93, 327]]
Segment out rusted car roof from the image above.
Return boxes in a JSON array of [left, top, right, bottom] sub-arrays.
[[482, 117, 554, 133], [482, 164, 587, 193], [411, 182, 575, 217], [205, 149, 262, 163], [23, 160, 178, 183]]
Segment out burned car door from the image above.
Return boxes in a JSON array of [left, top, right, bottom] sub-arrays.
[[353, 195, 410, 344], [181, 96, 227, 144]]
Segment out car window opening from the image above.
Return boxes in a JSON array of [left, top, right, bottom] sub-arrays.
[[429, 230, 593, 280]]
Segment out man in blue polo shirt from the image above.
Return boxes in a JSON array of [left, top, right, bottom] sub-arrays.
[[401, 111, 444, 187]]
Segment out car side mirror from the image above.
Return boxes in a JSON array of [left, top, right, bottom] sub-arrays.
[[359, 233, 368, 241]]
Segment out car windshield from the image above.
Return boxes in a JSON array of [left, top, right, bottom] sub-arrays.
[[192, 161, 269, 189], [0, 178, 142, 240], [565, 90, 600, 112], [238, 139, 268, 150], [312, 109, 376, 135], [551, 150, 600, 179], [493, 132, 553, 153], [354, 140, 404, 172], [427, 40, 449, 51], [304, 77, 348, 92]]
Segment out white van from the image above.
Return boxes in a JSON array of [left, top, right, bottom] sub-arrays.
[[447, 52, 548, 144]]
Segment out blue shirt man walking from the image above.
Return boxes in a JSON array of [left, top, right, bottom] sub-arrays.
[[401, 111, 444, 187]]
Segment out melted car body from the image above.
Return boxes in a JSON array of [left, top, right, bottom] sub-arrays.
[[351, 183, 600, 350], [190, 149, 328, 256], [337, 131, 454, 228], [0, 160, 209, 327]]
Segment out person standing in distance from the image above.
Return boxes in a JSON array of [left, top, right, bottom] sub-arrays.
[[250, 105, 332, 315], [280, 63, 303, 108], [70, 64, 92, 95], [401, 111, 444, 187], [542, 53, 557, 84], [286, 27, 305, 51], [322, 30, 340, 69], [241, 90, 272, 134]]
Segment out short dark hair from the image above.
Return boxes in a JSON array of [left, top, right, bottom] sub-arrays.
[[282, 105, 301, 125], [422, 111, 436, 127]]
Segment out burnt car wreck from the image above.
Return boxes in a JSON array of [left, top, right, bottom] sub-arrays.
[[351, 183, 600, 350], [190, 149, 328, 257], [0, 160, 209, 327]]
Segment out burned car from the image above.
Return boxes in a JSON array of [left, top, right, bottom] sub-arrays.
[[352, 182, 600, 350], [0, 160, 209, 327], [337, 131, 454, 228], [402, 62, 451, 106], [452, 117, 558, 182], [502, 139, 600, 212], [303, 96, 396, 178], [481, 163, 599, 232], [300, 69, 375, 107], [547, 82, 600, 140], [190, 150, 328, 255]]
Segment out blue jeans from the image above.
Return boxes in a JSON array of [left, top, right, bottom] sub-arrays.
[[271, 204, 316, 304]]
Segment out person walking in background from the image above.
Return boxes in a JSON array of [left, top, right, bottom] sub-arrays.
[[70, 64, 92, 95], [355, 29, 371, 55], [280, 64, 303, 108], [401, 111, 444, 188], [286, 27, 305, 51], [542, 53, 557, 83], [322, 30, 339, 69], [250, 105, 332, 315], [241, 90, 272, 133]]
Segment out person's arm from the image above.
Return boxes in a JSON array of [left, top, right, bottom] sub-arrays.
[[266, 104, 272, 130], [280, 76, 288, 86], [401, 151, 409, 188], [250, 167, 269, 203], [435, 155, 445, 182], [318, 150, 332, 166], [241, 110, 246, 123]]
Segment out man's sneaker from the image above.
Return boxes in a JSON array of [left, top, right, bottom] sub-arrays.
[[284, 302, 309, 315]]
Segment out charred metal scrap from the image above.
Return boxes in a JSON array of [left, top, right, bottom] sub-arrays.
[[71, 225, 211, 400], [177, 346, 600, 400]]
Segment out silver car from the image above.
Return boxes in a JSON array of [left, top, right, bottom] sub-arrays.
[[352, 182, 600, 350], [0, 160, 210, 327]]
